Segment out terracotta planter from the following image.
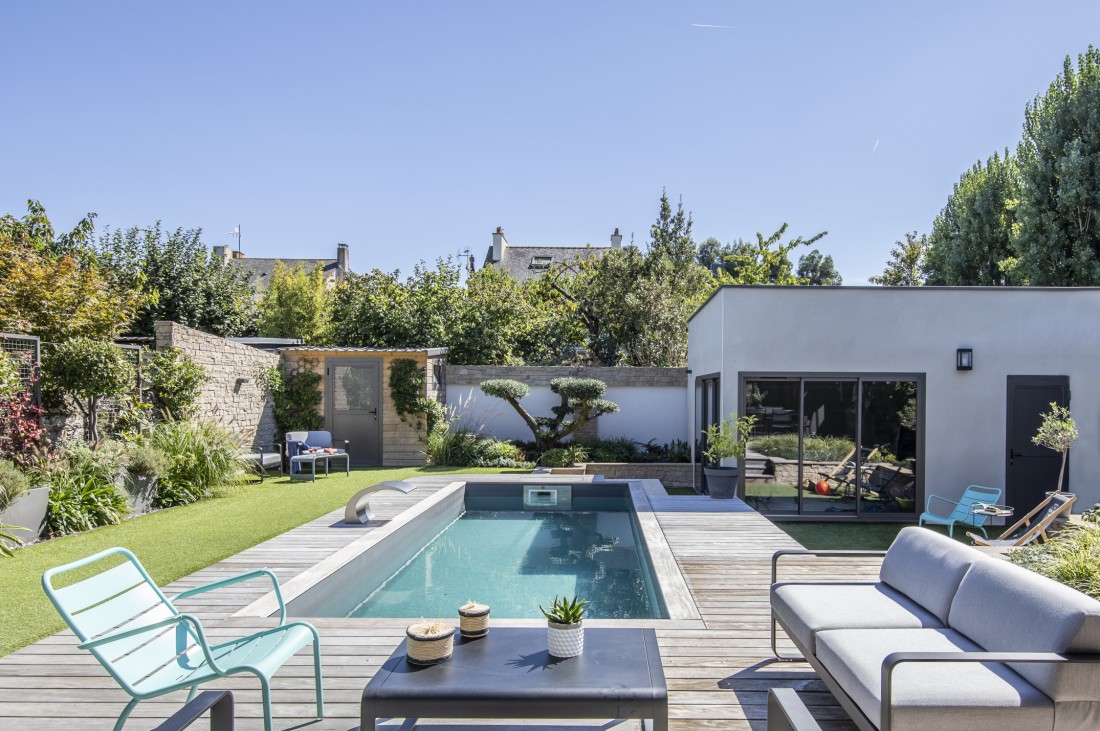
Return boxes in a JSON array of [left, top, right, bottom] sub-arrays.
[[547, 620, 584, 658], [0, 486, 49, 544], [703, 466, 740, 500]]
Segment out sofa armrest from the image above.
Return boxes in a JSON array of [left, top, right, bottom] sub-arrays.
[[880, 651, 1100, 731], [771, 549, 887, 584]]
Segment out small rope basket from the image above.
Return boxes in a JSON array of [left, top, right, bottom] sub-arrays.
[[458, 602, 491, 639], [405, 621, 456, 666]]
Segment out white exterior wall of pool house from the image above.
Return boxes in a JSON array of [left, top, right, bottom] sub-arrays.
[[686, 286, 1100, 516]]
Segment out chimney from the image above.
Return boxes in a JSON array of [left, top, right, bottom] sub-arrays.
[[212, 245, 232, 261], [336, 243, 349, 276], [610, 227, 622, 248], [468, 254, 476, 274], [491, 226, 508, 262]]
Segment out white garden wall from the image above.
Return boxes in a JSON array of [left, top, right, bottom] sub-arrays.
[[446, 365, 688, 445]]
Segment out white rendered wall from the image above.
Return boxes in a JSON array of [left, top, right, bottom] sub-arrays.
[[687, 286, 1100, 508], [447, 384, 688, 445]]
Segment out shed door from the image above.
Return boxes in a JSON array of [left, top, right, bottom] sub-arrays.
[[1006, 375, 1069, 512], [326, 359, 381, 466]]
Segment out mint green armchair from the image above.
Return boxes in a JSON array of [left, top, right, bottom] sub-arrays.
[[42, 547, 323, 731], [919, 484, 1003, 538]]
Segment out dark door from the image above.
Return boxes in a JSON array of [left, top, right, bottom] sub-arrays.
[[326, 359, 382, 466], [1006, 375, 1069, 512]]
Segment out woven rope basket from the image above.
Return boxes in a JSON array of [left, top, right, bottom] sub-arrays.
[[458, 602, 491, 638], [406, 622, 456, 665]]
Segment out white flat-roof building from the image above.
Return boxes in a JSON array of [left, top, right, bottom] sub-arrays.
[[687, 286, 1100, 520]]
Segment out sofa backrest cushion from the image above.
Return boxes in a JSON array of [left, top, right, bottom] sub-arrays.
[[879, 526, 985, 623], [950, 558, 1100, 704], [286, 431, 333, 449]]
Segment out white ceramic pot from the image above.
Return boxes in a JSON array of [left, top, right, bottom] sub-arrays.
[[547, 621, 584, 658]]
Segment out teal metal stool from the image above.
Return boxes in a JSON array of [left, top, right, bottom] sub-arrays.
[[42, 547, 323, 731]]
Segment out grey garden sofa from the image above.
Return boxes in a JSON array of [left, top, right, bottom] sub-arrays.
[[769, 526, 1100, 731]]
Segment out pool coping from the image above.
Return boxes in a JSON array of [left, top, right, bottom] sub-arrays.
[[235, 477, 701, 623]]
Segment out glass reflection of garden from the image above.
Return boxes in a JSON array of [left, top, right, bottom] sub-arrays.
[[744, 379, 918, 516]]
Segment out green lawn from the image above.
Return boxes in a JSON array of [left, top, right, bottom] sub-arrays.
[[0, 467, 517, 657], [774, 520, 965, 550]]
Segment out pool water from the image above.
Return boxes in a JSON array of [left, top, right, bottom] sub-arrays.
[[346, 509, 663, 619]]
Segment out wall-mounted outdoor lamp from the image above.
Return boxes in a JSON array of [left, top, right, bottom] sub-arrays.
[[236, 377, 253, 386], [956, 348, 973, 371]]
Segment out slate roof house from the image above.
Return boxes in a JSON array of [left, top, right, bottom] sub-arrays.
[[482, 227, 622, 281], [213, 243, 351, 291]]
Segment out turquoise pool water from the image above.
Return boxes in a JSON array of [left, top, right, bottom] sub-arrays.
[[346, 509, 663, 619]]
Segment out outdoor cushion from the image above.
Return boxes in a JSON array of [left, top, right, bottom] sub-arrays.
[[816, 627, 1053, 731], [771, 582, 942, 654], [878, 526, 987, 623], [949, 558, 1100, 727]]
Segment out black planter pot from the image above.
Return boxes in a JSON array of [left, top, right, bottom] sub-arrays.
[[703, 466, 740, 500]]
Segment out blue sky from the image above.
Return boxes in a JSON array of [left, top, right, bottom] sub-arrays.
[[2, 1, 1098, 283]]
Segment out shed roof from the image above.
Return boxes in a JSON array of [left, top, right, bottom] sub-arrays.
[[279, 346, 449, 357]]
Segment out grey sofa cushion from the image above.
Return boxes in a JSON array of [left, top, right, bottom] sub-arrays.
[[949, 557, 1100, 726], [772, 582, 942, 654], [816, 627, 1053, 731], [879, 526, 986, 622]]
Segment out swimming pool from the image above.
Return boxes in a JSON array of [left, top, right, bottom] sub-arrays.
[[266, 480, 697, 621]]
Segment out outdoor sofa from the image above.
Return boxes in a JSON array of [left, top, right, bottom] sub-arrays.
[[769, 526, 1100, 731]]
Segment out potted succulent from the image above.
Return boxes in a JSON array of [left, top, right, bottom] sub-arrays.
[[701, 413, 757, 500], [0, 459, 47, 546], [541, 594, 588, 658], [123, 444, 168, 514]]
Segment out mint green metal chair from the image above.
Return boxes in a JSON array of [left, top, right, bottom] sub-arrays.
[[918, 484, 1003, 537], [42, 547, 323, 731]]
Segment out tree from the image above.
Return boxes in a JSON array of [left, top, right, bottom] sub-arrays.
[[0, 201, 146, 341], [926, 151, 1021, 285], [479, 377, 619, 452], [720, 224, 827, 285], [1014, 46, 1100, 285], [147, 347, 207, 420], [97, 224, 256, 337], [869, 232, 930, 286], [796, 249, 843, 285], [330, 260, 464, 351], [257, 262, 333, 344], [43, 338, 136, 443], [648, 191, 696, 268], [1032, 403, 1078, 493]]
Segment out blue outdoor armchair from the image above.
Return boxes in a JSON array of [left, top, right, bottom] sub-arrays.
[[918, 484, 1003, 538], [42, 547, 323, 731]]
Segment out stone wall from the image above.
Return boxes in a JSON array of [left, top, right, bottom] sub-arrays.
[[155, 321, 279, 451], [447, 365, 687, 388], [581, 462, 701, 488]]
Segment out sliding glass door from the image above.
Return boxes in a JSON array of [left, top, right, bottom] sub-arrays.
[[742, 375, 921, 518]]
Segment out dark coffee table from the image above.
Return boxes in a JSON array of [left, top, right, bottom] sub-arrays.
[[361, 627, 668, 731]]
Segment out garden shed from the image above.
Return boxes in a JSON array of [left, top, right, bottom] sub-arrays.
[[279, 346, 448, 467], [687, 286, 1100, 521]]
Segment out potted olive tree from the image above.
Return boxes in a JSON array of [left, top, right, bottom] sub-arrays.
[[1033, 402, 1078, 495], [541, 594, 588, 658], [123, 444, 168, 514], [702, 413, 757, 500]]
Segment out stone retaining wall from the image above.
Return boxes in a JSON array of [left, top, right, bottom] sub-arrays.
[[155, 321, 279, 451], [582, 462, 701, 489]]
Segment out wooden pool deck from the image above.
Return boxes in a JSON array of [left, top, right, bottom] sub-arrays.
[[0, 474, 882, 730]]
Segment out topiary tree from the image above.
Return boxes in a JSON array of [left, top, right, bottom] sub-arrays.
[[43, 337, 136, 443], [480, 377, 619, 452], [1033, 403, 1079, 493], [147, 346, 207, 420]]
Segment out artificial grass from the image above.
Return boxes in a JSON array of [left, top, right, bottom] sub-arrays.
[[0, 466, 517, 657], [774, 520, 963, 550]]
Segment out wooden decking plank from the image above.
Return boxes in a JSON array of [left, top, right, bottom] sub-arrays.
[[0, 474, 870, 730]]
